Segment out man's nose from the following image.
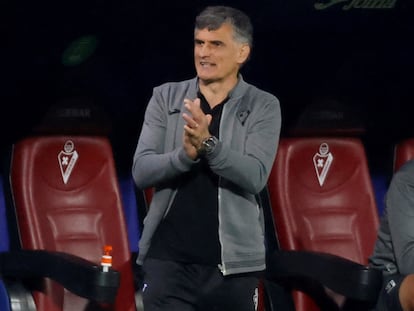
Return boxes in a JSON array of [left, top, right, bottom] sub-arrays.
[[198, 44, 211, 56]]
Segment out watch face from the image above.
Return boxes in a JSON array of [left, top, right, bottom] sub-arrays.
[[202, 136, 217, 154]]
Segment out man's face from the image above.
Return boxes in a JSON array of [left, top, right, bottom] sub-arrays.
[[194, 23, 250, 84]]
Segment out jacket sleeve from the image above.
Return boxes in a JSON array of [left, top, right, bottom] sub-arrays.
[[131, 87, 195, 190], [206, 94, 281, 194], [386, 160, 414, 274]]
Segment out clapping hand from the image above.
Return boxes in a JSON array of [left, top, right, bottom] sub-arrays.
[[182, 98, 212, 159]]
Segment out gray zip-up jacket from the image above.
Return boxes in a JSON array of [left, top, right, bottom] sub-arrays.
[[132, 76, 281, 275], [370, 159, 414, 276]]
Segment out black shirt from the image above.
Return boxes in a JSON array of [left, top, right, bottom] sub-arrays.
[[147, 93, 226, 265]]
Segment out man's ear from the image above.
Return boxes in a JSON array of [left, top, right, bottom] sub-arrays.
[[238, 44, 251, 64]]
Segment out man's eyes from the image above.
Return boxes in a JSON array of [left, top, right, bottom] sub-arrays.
[[194, 40, 223, 47]]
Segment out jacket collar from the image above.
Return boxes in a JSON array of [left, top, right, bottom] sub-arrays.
[[182, 75, 251, 125]]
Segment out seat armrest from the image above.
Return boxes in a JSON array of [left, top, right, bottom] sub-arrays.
[[1, 280, 36, 311], [266, 250, 382, 304], [0, 250, 120, 303]]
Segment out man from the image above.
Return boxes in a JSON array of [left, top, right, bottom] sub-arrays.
[[370, 160, 414, 311], [132, 5, 281, 311]]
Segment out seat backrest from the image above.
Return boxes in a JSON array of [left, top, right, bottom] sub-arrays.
[[10, 136, 136, 311], [393, 138, 414, 172], [267, 137, 379, 311]]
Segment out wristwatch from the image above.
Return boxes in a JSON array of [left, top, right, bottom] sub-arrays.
[[198, 136, 218, 156]]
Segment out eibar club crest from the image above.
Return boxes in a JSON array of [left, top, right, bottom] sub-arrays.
[[313, 143, 334, 186], [58, 140, 79, 184]]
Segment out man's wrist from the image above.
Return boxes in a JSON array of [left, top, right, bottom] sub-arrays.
[[197, 136, 218, 156]]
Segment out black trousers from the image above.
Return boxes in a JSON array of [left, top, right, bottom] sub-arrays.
[[374, 274, 404, 311], [142, 258, 260, 311]]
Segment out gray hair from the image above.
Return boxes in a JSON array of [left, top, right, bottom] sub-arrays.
[[195, 6, 253, 47]]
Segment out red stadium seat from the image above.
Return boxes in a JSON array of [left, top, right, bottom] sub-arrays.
[[266, 137, 380, 311], [9, 136, 137, 311], [393, 138, 414, 172]]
